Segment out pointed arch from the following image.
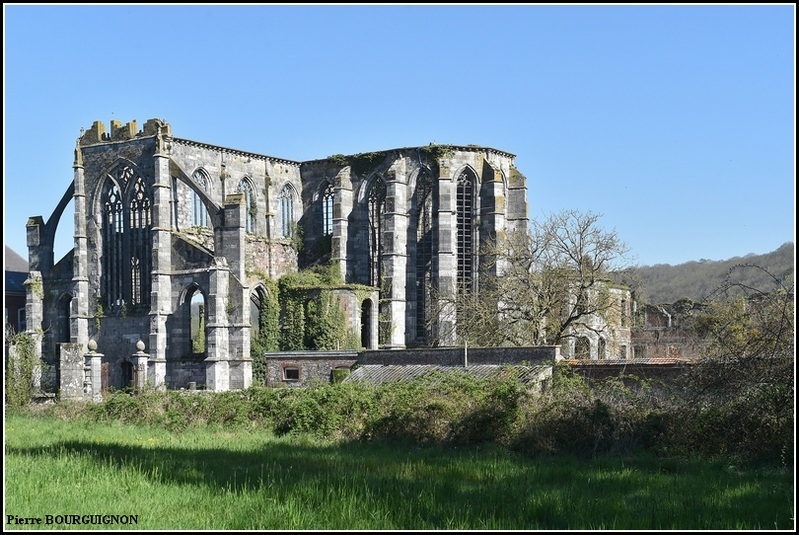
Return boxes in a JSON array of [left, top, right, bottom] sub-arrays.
[[456, 167, 477, 295], [367, 176, 386, 287], [191, 168, 210, 227], [321, 181, 334, 236], [185, 283, 206, 355], [279, 183, 296, 238], [100, 163, 152, 308]]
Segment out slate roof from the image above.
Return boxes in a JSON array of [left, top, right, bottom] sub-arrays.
[[5, 246, 29, 295], [5, 246, 28, 273], [564, 358, 691, 366]]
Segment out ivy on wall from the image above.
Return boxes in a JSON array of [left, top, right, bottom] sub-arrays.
[[251, 278, 280, 383], [5, 332, 39, 408], [276, 264, 360, 352]]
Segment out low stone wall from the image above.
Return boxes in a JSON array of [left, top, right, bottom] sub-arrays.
[[260, 347, 560, 387], [263, 351, 359, 387]]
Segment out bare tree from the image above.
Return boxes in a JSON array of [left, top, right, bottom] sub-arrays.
[[432, 209, 632, 347]]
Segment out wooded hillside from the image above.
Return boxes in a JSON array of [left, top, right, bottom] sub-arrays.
[[631, 242, 794, 304]]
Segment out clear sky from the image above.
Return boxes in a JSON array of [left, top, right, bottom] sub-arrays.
[[3, 4, 795, 268]]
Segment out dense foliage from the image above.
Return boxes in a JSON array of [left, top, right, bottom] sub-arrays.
[[30, 358, 792, 466], [631, 242, 794, 304]]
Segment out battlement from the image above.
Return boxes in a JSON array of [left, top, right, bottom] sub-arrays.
[[79, 118, 171, 145]]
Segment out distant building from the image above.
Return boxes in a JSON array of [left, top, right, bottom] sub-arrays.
[[4, 245, 29, 334]]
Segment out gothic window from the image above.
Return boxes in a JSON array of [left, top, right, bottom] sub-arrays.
[[415, 171, 434, 341], [101, 166, 152, 308], [191, 169, 210, 227], [456, 169, 476, 294], [190, 290, 206, 355], [575, 336, 591, 360], [322, 183, 334, 236], [238, 178, 255, 233], [279, 184, 294, 238], [367, 178, 386, 287]]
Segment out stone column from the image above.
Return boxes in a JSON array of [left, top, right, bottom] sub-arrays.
[[383, 167, 409, 348], [72, 140, 90, 350], [435, 166, 457, 345], [149, 125, 172, 386], [132, 339, 149, 390], [83, 339, 103, 403]]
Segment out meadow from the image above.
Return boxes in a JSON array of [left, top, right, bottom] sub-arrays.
[[5, 412, 793, 531]]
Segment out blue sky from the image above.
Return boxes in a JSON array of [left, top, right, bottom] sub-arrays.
[[3, 4, 795, 268]]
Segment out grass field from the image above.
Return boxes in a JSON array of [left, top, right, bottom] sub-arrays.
[[4, 412, 793, 530]]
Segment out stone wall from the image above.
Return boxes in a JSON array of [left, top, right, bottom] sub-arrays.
[[263, 351, 359, 387]]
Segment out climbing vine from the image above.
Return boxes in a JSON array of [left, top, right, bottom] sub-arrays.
[[251, 278, 280, 383], [277, 265, 359, 351], [5, 332, 39, 408], [419, 143, 453, 169]]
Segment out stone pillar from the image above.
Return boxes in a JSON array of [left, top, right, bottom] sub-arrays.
[[84, 339, 103, 403], [72, 140, 90, 350], [132, 339, 149, 390], [149, 125, 172, 381], [332, 171, 352, 280], [206, 258, 231, 392], [435, 167, 457, 345], [148, 350, 167, 390], [23, 271, 44, 361], [383, 167, 409, 348], [59, 343, 84, 400]]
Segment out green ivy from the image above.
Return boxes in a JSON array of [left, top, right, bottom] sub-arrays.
[[5, 332, 39, 408]]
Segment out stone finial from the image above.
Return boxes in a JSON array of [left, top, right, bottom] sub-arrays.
[[74, 138, 83, 167], [88, 339, 97, 352], [136, 339, 145, 352]]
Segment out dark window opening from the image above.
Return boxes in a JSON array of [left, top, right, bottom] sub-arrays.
[[322, 183, 334, 236], [284, 367, 300, 381], [456, 170, 475, 294], [101, 167, 152, 309], [415, 171, 434, 341], [368, 178, 386, 287]]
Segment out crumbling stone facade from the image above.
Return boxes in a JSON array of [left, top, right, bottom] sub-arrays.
[[24, 118, 529, 394]]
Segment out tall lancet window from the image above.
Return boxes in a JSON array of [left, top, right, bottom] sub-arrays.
[[279, 184, 294, 238], [191, 169, 210, 227], [415, 171, 434, 341], [367, 178, 386, 287], [101, 165, 153, 308], [322, 182, 334, 236], [456, 169, 476, 294], [238, 178, 255, 233]]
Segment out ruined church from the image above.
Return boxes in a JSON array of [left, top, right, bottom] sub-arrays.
[[24, 118, 530, 393]]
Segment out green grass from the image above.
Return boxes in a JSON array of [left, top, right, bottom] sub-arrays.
[[5, 412, 794, 530]]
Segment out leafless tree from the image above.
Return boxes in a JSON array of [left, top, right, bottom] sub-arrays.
[[432, 209, 632, 347]]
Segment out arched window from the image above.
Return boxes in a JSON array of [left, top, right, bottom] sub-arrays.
[[415, 170, 434, 341], [367, 178, 386, 287], [101, 166, 152, 308], [238, 178, 255, 233], [189, 290, 206, 355], [322, 183, 334, 236], [456, 169, 476, 294], [191, 169, 210, 227], [279, 184, 294, 238], [575, 336, 591, 360]]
